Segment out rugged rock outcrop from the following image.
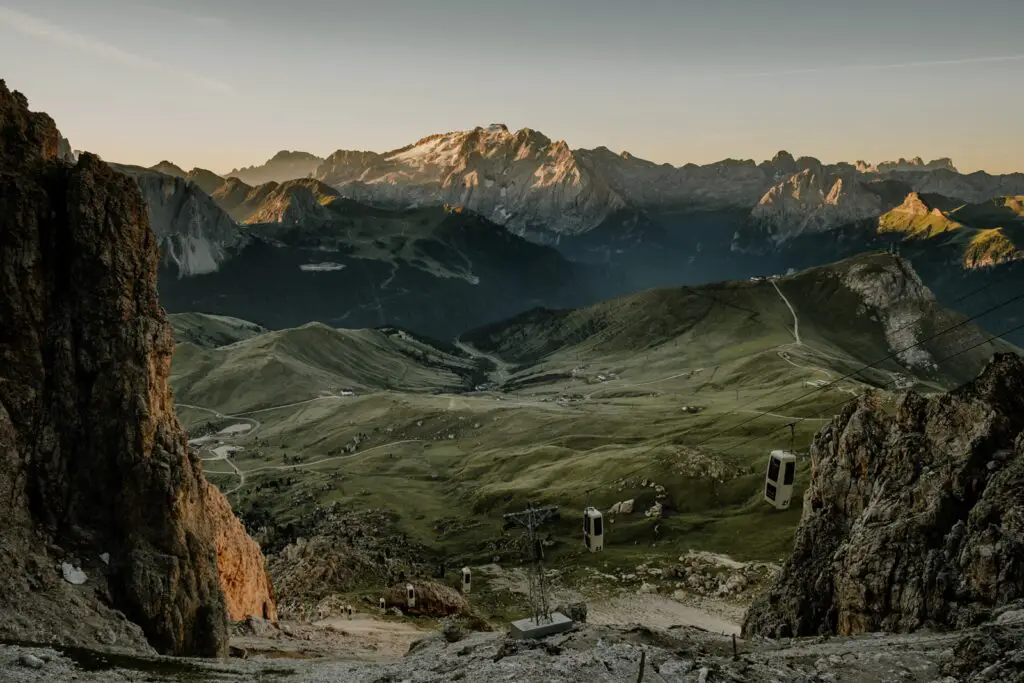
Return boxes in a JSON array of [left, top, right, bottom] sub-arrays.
[[109, 163, 248, 276], [150, 159, 186, 177], [0, 80, 275, 656], [384, 581, 469, 618], [750, 164, 887, 242], [743, 353, 1024, 638], [898, 168, 1024, 205], [233, 177, 342, 225], [871, 157, 958, 174], [227, 150, 324, 186], [184, 167, 225, 195]]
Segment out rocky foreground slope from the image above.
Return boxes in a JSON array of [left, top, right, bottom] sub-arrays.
[[3, 606, 1023, 682], [0, 80, 275, 656], [743, 352, 1024, 639]]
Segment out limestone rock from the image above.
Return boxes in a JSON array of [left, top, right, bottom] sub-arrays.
[[204, 487, 277, 623], [110, 164, 248, 276], [607, 499, 634, 515], [750, 163, 886, 242], [384, 581, 469, 618], [0, 79, 275, 656], [60, 564, 87, 586], [743, 353, 1024, 638]]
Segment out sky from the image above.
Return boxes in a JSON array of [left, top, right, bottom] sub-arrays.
[[1, 0, 1022, 174]]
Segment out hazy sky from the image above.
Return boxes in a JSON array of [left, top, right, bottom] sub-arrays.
[[1, 0, 1022, 174]]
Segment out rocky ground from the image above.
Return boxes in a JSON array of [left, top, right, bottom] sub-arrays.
[[2, 603, 1022, 682]]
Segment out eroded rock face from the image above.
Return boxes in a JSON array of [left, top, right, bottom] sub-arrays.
[[111, 164, 248, 277], [743, 353, 1024, 638], [0, 79, 275, 656]]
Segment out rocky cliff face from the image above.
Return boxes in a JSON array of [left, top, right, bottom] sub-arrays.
[[230, 178, 342, 226], [110, 164, 248, 276], [184, 167, 225, 195], [898, 168, 1024, 204], [312, 129, 815, 241], [0, 80, 275, 656], [750, 164, 887, 242], [743, 353, 1024, 638]]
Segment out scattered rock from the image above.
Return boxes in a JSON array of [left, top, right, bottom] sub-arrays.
[[18, 653, 44, 669], [60, 563, 87, 585], [554, 602, 588, 623], [607, 500, 634, 515], [385, 581, 469, 618], [441, 617, 466, 643]]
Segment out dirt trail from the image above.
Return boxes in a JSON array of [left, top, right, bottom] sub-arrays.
[[588, 594, 741, 636], [230, 615, 428, 663], [772, 279, 801, 345]]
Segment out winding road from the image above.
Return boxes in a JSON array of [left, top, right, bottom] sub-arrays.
[[772, 280, 801, 345], [180, 396, 429, 495]]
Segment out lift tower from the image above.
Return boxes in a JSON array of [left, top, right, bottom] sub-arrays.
[[503, 503, 559, 625]]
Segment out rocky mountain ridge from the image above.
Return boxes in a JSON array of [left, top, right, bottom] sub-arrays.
[[0, 79, 275, 656], [153, 125, 1024, 244], [226, 150, 324, 186], [861, 156, 959, 174], [743, 352, 1024, 638]]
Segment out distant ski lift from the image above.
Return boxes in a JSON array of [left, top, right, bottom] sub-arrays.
[[461, 566, 472, 595], [583, 506, 605, 552], [764, 450, 796, 509], [406, 583, 416, 608], [379, 597, 386, 612]]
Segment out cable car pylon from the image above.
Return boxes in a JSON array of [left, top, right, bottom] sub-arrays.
[[503, 503, 559, 625]]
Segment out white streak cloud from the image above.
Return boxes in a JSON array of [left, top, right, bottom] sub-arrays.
[[0, 5, 234, 95], [742, 54, 1024, 78]]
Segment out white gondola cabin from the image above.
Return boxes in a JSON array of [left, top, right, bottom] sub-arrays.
[[461, 566, 472, 595], [406, 583, 416, 609], [379, 597, 386, 613], [764, 450, 796, 509], [583, 507, 605, 552]]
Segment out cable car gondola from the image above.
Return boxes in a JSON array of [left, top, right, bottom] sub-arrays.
[[583, 506, 604, 552], [764, 449, 796, 509], [461, 566, 472, 595]]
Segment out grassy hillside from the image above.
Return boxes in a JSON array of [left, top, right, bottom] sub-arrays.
[[170, 312, 267, 348], [170, 252, 1021, 621], [172, 323, 482, 413], [462, 252, 1007, 387], [874, 193, 1023, 269]]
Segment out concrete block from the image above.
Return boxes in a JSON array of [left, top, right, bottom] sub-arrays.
[[509, 611, 573, 639]]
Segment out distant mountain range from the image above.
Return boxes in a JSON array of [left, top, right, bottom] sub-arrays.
[[117, 163, 594, 338], [174, 125, 1022, 244], [108, 124, 1024, 343]]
